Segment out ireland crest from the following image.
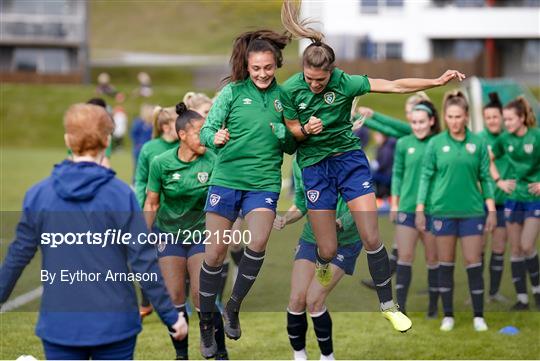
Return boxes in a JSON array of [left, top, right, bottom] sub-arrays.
[[274, 99, 283, 112], [524, 144, 533, 154], [465, 143, 476, 154], [197, 172, 209, 183], [324, 92, 335, 105]]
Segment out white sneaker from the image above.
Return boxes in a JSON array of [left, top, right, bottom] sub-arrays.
[[488, 293, 510, 304], [473, 317, 488, 332], [440, 316, 455, 331], [293, 349, 308, 360], [320, 353, 335, 360]]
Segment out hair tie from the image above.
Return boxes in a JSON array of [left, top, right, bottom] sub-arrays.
[[413, 104, 433, 116], [312, 40, 322, 46]]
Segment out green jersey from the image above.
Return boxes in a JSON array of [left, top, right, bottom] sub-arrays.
[[360, 112, 412, 139], [147, 146, 216, 235], [491, 127, 540, 202], [417, 129, 495, 217], [293, 160, 359, 245], [392, 134, 433, 213], [200, 78, 295, 193], [477, 129, 511, 205], [281, 68, 371, 168], [134, 137, 179, 207]]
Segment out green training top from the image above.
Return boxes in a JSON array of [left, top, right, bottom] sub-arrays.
[[392, 134, 434, 213], [147, 146, 216, 235], [200, 78, 296, 193], [358, 112, 412, 139], [491, 127, 540, 202], [281, 68, 371, 168], [293, 159, 359, 245], [135, 137, 179, 207], [477, 129, 512, 205], [417, 129, 495, 218]]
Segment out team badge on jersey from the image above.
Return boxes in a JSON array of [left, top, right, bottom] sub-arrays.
[[197, 172, 209, 183], [442, 145, 450, 153], [323, 92, 335, 105], [466, 143, 476, 154], [407, 147, 416, 155], [524, 144, 534, 154], [209, 194, 221, 206], [508, 145, 514, 152], [299, 102, 307, 110], [242, 98, 252, 105], [172, 172, 181, 180], [307, 190, 320, 203], [274, 99, 283, 112], [433, 220, 443, 231], [398, 212, 407, 223]]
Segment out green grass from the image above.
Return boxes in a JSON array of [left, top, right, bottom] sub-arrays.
[[1, 148, 539, 359]]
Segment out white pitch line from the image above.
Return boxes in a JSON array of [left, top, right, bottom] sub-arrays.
[[0, 286, 43, 313]]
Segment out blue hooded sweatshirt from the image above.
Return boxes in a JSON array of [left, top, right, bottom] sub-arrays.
[[0, 160, 178, 346]]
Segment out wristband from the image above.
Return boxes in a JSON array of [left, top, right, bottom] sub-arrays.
[[494, 177, 500, 184], [300, 124, 309, 136]]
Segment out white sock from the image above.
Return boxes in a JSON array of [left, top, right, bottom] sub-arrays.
[[532, 285, 540, 294], [381, 300, 395, 310], [320, 352, 335, 360], [293, 349, 308, 360], [517, 293, 529, 304]]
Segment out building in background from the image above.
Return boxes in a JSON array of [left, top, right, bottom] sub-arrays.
[[301, 0, 540, 84], [0, 0, 88, 83]]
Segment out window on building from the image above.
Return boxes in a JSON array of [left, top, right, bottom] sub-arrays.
[[12, 48, 70, 73], [360, 0, 403, 13], [432, 0, 484, 6], [385, 43, 403, 59], [3, 0, 74, 15], [357, 40, 403, 60], [523, 40, 540, 72]]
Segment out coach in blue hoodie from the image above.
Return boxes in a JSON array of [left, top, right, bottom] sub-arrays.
[[0, 103, 187, 360]]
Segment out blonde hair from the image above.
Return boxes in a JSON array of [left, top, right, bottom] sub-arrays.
[[442, 90, 469, 118], [152, 106, 176, 138], [183, 92, 212, 110], [505, 96, 537, 128], [140, 103, 155, 123], [281, 0, 335, 71], [406, 91, 430, 108], [64, 104, 113, 156]]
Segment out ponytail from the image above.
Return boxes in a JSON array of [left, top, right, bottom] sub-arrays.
[[505, 96, 537, 128], [443, 90, 469, 118], [175, 102, 203, 133], [483, 92, 503, 113]]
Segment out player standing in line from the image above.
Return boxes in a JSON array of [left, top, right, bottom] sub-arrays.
[[197, 30, 296, 357], [490, 96, 540, 310], [0, 103, 187, 359], [416, 91, 496, 331], [280, 0, 463, 332], [274, 158, 362, 361], [144, 103, 229, 359], [477, 92, 513, 303], [390, 100, 441, 316]]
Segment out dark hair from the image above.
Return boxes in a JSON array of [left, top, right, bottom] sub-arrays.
[[505, 96, 537, 128], [281, 0, 335, 71], [443, 90, 468, 116], [175, 102, 203, 132], [414, 100, 441, 135], [226, 30, 291, 83], [86, 97, 107, 109], [483, 92, 502, 113]]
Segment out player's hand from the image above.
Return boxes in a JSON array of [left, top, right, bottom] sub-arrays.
[[336, 218, 343, 232], [497, 179, 516, 194], [273, 215, 287, 230], [305, 116, 323, 135], [528, 182, 540, 196], [169, 312, 188, 341], [214, 128, 230, 147], [356, 106, 374, 119], [389, 206, 398, 223], [485, 211, 497, 233], [415, 210, 426, 232], [436, 70, 466, 85]]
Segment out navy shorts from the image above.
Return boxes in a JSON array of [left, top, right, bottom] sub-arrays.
[[484, 204, 506, 228], [395, 212, 433, 231], [294, 239, 362, 275], [302, 149, 374, 210], [155, 228, 205, 259], [504, 200, 540, 224], [205, 185, 279, 222], [43, 336, 137, 360], [430, 216, 485, 237]]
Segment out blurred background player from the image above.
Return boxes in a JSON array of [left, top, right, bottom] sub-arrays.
[[144, 102, 228, 360], [477, 92, 512, 303], [490, 96, 540, 310], [416, 90, 496, 332], [130, 103, 155, 178], [275, 158, 362, 361]]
